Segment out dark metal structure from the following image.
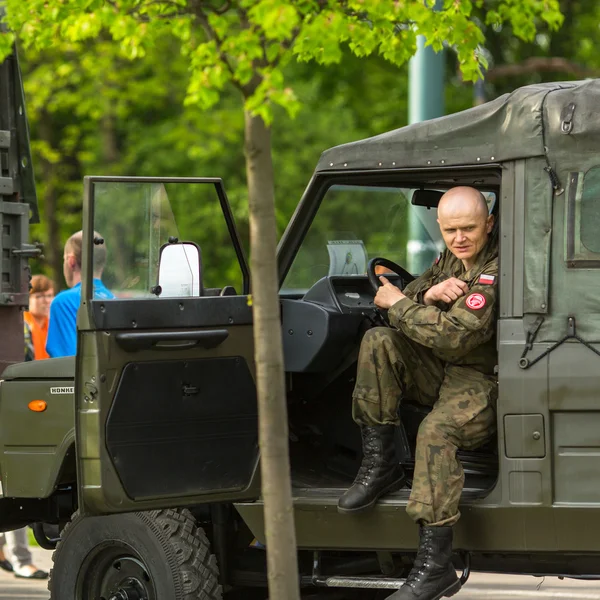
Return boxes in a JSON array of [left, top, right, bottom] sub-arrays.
[[0, 11, 41, 375]]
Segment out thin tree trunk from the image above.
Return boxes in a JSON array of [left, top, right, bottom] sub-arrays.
[[45, 180, 61, 288], [101, 111, 119, 164], [244, 108, 300, 600], [39, 115, 62, 288]]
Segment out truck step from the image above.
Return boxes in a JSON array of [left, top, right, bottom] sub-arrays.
[[307, 550, 471, 590], [312, 575, 405, 589]]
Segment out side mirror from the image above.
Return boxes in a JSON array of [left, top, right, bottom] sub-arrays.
[[155, 242, 202, 297]]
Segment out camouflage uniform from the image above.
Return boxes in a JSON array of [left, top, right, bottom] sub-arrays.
[[352, 240, 498, 526]]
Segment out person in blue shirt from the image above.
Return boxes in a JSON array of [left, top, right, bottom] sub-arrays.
[[46, 230, 114, 358]]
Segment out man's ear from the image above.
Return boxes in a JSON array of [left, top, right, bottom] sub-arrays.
[[486, 214, 494, 233], [67, 255, 80, 272]]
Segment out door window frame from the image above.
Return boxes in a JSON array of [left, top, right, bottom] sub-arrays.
[[81, 176, 250, 304]]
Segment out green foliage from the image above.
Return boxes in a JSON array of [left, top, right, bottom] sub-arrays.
[[0, 0, 567, 288], [18, 37, 413, 287], [0, 30, 14, 57], [0, 0, 563, 125]]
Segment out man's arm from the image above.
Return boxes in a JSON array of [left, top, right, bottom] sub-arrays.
[[402, 263, 438, 303], [388, 280, 497, 359]]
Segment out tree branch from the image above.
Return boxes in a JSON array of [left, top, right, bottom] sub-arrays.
[[236, 8, 264, 97], [151, 10, 190, 19], [270, 27, 300, 69], [486, 57, 598, 81], [199, 1, 232, 16], [190, 1, 241, 91]]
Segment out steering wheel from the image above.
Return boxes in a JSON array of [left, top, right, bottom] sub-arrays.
[[366, 258, 416, 327], [367, 257, 415, 293]]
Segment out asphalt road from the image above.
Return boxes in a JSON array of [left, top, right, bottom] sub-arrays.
[[2, 549, 599, 600]]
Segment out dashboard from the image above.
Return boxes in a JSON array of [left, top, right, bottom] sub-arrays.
[[280, 274, 403, 373], [306, 276, 376, 313]]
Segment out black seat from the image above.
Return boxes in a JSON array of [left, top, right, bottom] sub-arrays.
[[396, 401, 497, 480], [203, 285, 238, 297]]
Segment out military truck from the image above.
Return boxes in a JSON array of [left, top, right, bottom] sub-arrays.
[[3, 73, 600, 599]]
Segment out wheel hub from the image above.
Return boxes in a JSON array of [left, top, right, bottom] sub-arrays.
[[77, 549, 156, 600], [108, 578, 146, 600]]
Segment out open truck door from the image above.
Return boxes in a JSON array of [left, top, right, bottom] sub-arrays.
[[75, 176, 260, 515]]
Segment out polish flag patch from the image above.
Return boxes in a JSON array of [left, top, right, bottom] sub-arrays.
[[478, 274, 496, 285], [466, 293, 486, 310]]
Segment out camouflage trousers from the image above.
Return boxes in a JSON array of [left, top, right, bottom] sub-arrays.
[[352, 327, 497, 527]]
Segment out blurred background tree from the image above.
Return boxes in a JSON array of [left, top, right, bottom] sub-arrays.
[[1, 0, 587, 287], [21, 42, 417, 287]]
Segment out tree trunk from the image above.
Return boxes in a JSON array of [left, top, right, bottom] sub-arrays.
[[39, 115, 62, 289], [244, 108, 300, 600], [101, 111, 119, 165]]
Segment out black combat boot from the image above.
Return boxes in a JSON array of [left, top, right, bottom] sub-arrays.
[[387, 526, 460, 600], [338, 425, 406, 514]]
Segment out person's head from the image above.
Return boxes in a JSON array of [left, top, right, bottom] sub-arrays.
[[63, 230, 107, 287], [28, 274, 54, 319], [437, 186, 494, 269]]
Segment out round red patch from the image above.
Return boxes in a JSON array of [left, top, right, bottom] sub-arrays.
[[466, 293, 486, 310]]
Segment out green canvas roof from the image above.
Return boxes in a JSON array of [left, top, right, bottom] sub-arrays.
[[317, 79, 599, 172]]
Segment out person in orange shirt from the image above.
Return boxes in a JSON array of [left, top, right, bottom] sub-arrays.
[[23, 275, 54, 361]]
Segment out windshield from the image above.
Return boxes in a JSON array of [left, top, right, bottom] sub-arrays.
[[282, 184, 446, 293]]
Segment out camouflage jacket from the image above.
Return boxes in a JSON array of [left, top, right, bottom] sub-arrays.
[[388, 239, 499, 375]]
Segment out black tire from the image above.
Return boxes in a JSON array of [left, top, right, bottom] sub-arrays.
[[49, 508, 222, 600]]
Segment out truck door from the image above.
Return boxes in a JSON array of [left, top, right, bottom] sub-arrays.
[[75, 177, 260, 515]]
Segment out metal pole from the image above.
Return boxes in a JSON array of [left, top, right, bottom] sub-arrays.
[[409, 35, 445, 125], [407, 34, 445, 274]]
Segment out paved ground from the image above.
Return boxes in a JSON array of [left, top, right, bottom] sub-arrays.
[[1, 549, 599, 600], [455, 572, 600, 599], [0, 547, 51, 600]]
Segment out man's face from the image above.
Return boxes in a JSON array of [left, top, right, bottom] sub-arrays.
[[438, 201, 494, 266]]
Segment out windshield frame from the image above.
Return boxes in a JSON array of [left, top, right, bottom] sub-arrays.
[[81, 176, 250, 302], [277, 166, 502, 293]]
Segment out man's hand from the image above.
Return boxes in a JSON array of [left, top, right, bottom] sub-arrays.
[[423, 277, 469, 305], [374, 276, 406, 309]]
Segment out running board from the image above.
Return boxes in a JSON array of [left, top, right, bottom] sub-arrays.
[[306, 551, 471, 590], [312, 575, 406, 589]]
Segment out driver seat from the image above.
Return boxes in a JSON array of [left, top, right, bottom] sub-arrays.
[[395, 400, 498, 484]]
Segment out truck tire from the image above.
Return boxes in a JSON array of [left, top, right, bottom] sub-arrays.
[[48, 508, 222, 600]]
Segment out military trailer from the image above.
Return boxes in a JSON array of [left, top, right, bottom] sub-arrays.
[[1, 79, 600, 599]]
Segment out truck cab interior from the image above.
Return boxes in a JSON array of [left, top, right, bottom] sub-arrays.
[[276, 169, 501, 506]]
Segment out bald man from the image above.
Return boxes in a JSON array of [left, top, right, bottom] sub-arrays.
[[338, 187, 498, 600]]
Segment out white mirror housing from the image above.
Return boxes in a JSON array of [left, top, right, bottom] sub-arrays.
[[156, 241, 202, 297]]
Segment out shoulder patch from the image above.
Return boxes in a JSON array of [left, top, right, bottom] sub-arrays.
[[465, 293, 486, 310], [478, 274, 495, 285]]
